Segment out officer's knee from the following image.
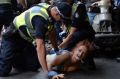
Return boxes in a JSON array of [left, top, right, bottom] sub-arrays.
[[0, 65, 12, 77]]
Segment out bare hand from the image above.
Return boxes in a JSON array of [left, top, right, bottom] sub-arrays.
[[52, 74, 64, 79]]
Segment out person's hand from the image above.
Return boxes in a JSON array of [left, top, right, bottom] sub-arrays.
[[52, 74, 64, 79], [47, 71, 64, 79]]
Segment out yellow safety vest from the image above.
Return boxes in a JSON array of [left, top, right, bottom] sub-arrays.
[[13, 3, 52, 44], [0, 0, 11, 4]]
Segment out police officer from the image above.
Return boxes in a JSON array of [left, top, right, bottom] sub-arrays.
[[0, 2, 71, 76], [58, 0, 96, 69]]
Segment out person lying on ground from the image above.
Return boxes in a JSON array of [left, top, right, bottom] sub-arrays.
[[46, 39, 94, 79]]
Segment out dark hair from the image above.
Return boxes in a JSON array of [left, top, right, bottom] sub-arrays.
[[57, 2, 72, 19]]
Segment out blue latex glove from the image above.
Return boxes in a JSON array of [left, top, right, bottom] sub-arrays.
[[48, 71, 58, 79]]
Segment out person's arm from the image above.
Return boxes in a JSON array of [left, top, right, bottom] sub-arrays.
[[47, 51, 70, 70], [47, 53, 70, 79], [32, 16, 49, 73], [36, 38, 48, 72], [58, 27, 77, 49], [59, 3, 88, 49]]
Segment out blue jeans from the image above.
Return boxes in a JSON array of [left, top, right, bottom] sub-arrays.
[[0, 30, 40, 76], [87, 12, 97, 25]]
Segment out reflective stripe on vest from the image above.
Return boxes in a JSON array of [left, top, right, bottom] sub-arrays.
[[13, 3, 50, 44], [0, 0, 11, 4], [72, 1, 82, 16]]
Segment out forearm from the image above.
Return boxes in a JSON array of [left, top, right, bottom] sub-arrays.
[[36, 39, 48, 73], [58, 33, 73, 49], [59, 27, 77, 49], [47, 53, 70, 70]]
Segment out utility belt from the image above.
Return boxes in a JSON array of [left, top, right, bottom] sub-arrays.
[[2, 23, 17, 39]]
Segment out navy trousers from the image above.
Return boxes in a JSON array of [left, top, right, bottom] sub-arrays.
[[0, 30, 40, 76]]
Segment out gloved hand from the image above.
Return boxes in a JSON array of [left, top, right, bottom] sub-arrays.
[[48, 71, 58, 79]]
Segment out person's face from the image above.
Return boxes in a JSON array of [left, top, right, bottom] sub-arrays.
[[72, 45, 87, 63], [51, 7, 62, 21]]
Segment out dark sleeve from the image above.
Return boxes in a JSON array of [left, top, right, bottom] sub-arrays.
[[72, 4, 87, 28], [32, 16, 48, 39]]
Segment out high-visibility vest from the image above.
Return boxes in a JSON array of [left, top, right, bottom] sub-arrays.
[[0, 0, 11, 4], [72, 1, 80, 16], [13, 3, 52, 44]]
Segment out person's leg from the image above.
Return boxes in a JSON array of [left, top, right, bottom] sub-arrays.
[[13, 42, 40, 71], [23, 44, 40, 71], [11, 32, 40, 71], [0, 38, 13, 76], [87, 12, 97, 25], [0, 30, 19, 76]]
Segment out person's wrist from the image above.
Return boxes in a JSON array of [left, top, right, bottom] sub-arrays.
[[47, 71, 58, 78]]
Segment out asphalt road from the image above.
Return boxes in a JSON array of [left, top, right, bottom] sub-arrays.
[[0, 58, 120, 79]]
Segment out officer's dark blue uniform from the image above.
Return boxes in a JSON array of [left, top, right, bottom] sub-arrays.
[[0, 17, 44, 76], [0, 6, 48, 77], [59, 1, 96, 70], [64, 2, 95, 50]]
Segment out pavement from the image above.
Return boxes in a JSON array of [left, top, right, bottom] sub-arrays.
[[0, 58, 120, 79]]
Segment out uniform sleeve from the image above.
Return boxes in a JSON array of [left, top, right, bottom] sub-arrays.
[[72, 4, 87, 28], [32, 16, 48, 39]]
